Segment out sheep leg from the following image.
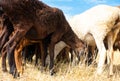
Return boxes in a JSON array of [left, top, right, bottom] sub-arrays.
[[0, 28, 6, 51], [93, 34, 107, 75], [1, 51, 7, 72], [14, 45, 23, 77], [8, 50, 16, 74], [14, 39, 28, 77], [0, 27, 6, 41], [0, 33, 8, 51], [49, 41, 55, 75], [107, 37, 114, 76], [40, 41, 47, 72], [107, 23, 120, 76], [35, 44, 40, 66], [97, 42, 106, 75]]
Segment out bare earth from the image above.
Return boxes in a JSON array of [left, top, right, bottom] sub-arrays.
[[0, 50, 120, 81]]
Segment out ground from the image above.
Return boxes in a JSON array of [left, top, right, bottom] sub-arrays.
[[0, 50, 120, 81]]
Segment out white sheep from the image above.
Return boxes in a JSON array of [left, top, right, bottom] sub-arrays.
[[68, 4, 120, 76]]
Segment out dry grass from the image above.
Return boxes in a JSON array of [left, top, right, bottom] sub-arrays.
[[0, 50, 120, 81]]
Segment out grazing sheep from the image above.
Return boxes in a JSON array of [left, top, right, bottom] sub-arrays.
[[0, 0, 86, 76], [68, 5, 120, 75]]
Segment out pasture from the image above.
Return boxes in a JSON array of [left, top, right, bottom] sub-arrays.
[[0, 1, 120, 81], [0, 50, 120, 81]]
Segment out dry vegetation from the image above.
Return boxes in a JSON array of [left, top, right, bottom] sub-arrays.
[[0, 50, 120, 81]]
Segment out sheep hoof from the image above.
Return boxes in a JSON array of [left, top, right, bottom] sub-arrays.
[[108, 74, 113, 78], [50, 70, 55, 76], [13, 70, 20, 78], [2, 68, 8, 72]]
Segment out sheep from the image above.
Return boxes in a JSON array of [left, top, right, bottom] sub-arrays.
[[68, 5, 120, 76], [0, 0, 86, 76]]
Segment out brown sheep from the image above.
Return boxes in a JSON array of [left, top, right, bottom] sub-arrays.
[[0, 0, 86, 75]]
